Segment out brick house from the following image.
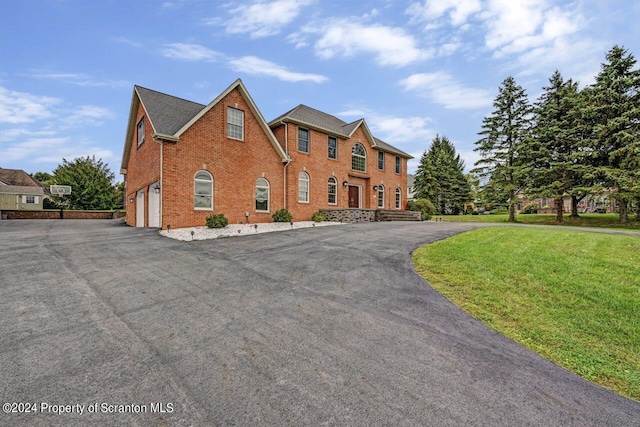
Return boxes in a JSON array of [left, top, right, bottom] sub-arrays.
[[121, 79, 412, 229]]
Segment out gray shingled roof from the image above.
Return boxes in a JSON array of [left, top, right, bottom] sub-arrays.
[[269, 104, 411, 158], [135, 86, 205, 136], [0, 168, 44, 188]]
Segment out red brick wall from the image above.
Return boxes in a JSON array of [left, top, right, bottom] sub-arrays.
[[160, 88, 285, 229], [273, 123, 408, 220], [124, 101, 160, 227]]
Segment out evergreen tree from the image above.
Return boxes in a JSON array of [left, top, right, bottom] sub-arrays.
[[414, 135, 471, 214], [527, 71, 585, 223], [52, 156, 119, 210], [473, 76, 533, 222], [587, 45, 640, 224]]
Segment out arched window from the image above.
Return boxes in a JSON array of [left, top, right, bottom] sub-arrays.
[[351, 143, 366, 172], [395, 187, 402, 209], [194, 170, 213, 210], [328, 177, 337, 205], [256, 178, 270, 212], [298, 171, 309, 203], [377, 184, 385, 208]]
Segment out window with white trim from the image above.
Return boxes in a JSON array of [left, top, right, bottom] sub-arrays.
[[137, 117, 145, 146], [25, 195, 36, 204], [395, 187, 402, 209], [194, 170, 213, 210], [395, 156, 401, 174], [298, 171, 309, 203], [227, 107, 244, 140], [378, 151, 385, 170], [328, 177, 337, 205], [256, 178, 269, 212], [377, 185, 384, 208], [328, 136, 337, 159], [351, 143, 366, 172]]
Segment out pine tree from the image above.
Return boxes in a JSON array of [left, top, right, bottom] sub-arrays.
[[473, 77, 533, 222], [414, 135, 471, 214], [587, 45, 640, 224], [527, 71, 585, 223]]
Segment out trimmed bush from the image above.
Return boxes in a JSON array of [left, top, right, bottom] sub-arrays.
[[206, 213, 228, 228], [311, 211, 326, 222], [407, 198, 436, 220], [522, 203, 539, 214], [272, 208, 292, 222]]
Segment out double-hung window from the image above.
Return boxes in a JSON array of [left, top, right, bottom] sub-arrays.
[[137, 117, 145, 146], [298, 172, 309, 203], [227, 107, 244, 140], [328, 136, 337, 159], [378, 151, 385, 170], [395, 156, 401, 174], [328, 177, 337, 205], [256, 178, 269, 212], [298, 128, 309, 153]]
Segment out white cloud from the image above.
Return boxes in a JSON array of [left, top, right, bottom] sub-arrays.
[[338, 108, 435, 152], [112, 36, 144, 48], [0, 137, 69, 162], [161, 43, 223, 61], [216, 0, 314, 38], [399, 72, 492, 109], [228, 56, 327, 83], [30, 71, 130, 88], [407, 0, 482, 26], [0, 87, 59, 124], [294, 19, 432, 67], [61, 105, 114, 128]]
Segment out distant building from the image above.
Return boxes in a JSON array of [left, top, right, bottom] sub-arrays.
[[0, 168, 45, 211], [407, 174, 416, 201]]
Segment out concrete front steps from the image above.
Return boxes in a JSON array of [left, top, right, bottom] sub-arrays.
[[376, 209, 421, 221]]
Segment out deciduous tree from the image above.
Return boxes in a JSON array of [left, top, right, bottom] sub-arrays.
[[52, 156, 119, 210]]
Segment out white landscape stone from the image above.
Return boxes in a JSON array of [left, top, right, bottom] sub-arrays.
[[160, 221, 342, 241]]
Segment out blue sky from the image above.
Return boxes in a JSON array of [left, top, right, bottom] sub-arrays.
[[1, 0, 639, 179]]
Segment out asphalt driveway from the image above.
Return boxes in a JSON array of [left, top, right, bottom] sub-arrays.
[[0, 220, 638, 426]]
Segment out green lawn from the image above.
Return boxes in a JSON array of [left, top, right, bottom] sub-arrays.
[[412, 227, 640, 401], [433, 213, 640, 230]]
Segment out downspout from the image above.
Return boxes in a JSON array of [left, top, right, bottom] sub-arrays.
[[154, 137, 164, 229], [280, 120, 289, 210]]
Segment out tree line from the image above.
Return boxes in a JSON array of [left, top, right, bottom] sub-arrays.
[[415, 45, 639, 224]]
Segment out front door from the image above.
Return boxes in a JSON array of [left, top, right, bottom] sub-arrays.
[[348, 185, 359, 208]]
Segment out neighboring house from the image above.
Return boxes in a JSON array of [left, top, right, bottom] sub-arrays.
[[121, 79, 412, 229], [407, 174, 416, 202], [517, 193, 618, 214], [0, 168, 45, 211]]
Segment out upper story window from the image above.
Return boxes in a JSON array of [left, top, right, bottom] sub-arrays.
[[328, 177, 337, 205], [351, 143, 366, 172], [395, 156, 401, 174], [298, 171, 309, 203], [137, 117, 145, 146], [256, 178, 269, 212], [328, 136, 337, 159], [194, 170, 213, 210], [227, 107, 244, 140], [298, 128, 309, 153], [377, 185, 385, 208], [378, 151, 385, 170]]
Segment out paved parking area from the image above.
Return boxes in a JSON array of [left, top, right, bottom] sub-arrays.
[[0, 220, 638, 426]]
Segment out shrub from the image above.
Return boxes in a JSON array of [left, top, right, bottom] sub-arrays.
[[522, 203, 539, 214], [489, 208, 509, 215], [465, 205, 475, 215], [311, 211, 326, 222], [272, 208, 292, 222], [206, 213, 228, 228], [407, 198, 436, 220]]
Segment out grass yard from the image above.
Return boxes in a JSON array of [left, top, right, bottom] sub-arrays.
[[433, 213, 640, 230], [412, 227, 640, 401]]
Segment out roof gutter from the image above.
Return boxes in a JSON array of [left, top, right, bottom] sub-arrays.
[[153, 133, 179, 142]]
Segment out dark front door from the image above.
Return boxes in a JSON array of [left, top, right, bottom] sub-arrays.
[[348, 185, 359, 208]]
